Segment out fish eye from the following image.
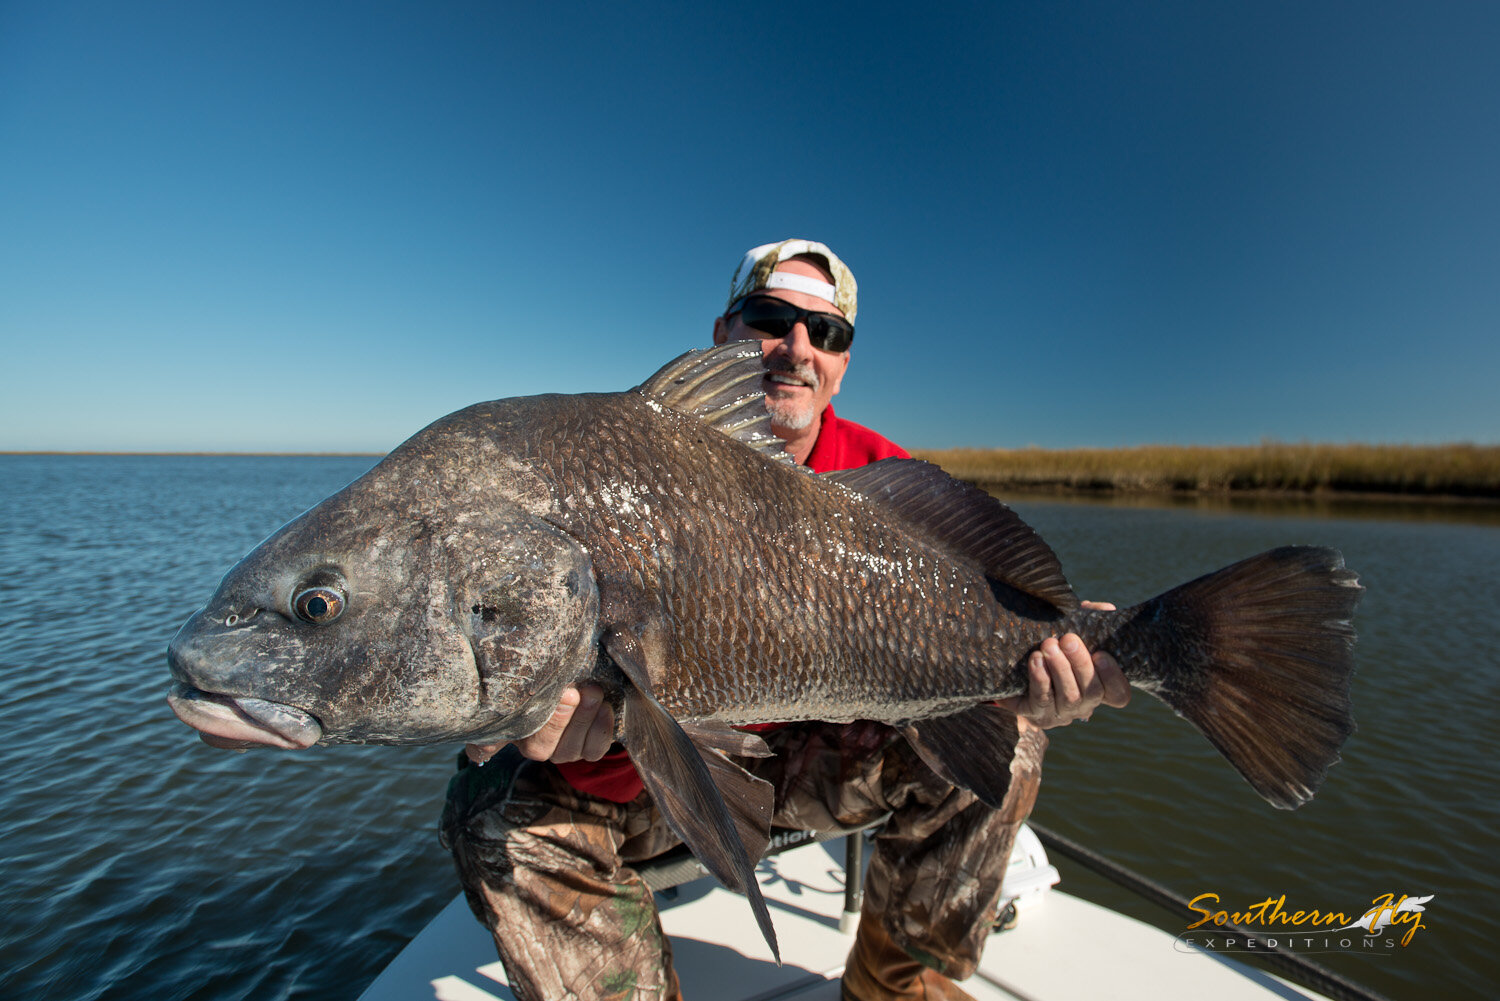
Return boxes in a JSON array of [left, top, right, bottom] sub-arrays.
[[293, 586, 346, 625]]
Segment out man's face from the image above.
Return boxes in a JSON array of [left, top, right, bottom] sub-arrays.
[[712, 259, 851, 433]]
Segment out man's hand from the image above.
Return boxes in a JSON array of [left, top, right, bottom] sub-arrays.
[[999, 601, 1131, 728], [465, 684, 617, 766]]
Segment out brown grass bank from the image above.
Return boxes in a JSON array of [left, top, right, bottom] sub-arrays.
[[911, 442, 1500, 502]]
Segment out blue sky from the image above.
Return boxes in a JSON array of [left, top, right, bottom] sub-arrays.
[[2, 1, 1496, 452]]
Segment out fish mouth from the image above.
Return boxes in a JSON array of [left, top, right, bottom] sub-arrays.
[[167, 682, 323, 750]]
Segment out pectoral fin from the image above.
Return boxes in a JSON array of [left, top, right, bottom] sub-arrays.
[[899, 704, 1020, 809], [604, 629, 780, 963]]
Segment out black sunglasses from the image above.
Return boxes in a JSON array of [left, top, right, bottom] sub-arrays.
[[731, 296, 855, 353]]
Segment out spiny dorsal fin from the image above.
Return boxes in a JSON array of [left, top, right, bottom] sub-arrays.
[[635, 344, 796, 465], [827, 458, 1079, 616]]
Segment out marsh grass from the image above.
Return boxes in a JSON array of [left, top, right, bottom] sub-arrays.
[[912, 442, 1500, 500]]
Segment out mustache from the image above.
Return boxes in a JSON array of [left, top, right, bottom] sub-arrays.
[[763, 358, 820, 391]]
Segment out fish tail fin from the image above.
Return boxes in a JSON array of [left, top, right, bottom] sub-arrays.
[[1117, 546, 1361, 809]]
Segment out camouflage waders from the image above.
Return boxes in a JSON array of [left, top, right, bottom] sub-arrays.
[[440, 719, 1046, 1001]]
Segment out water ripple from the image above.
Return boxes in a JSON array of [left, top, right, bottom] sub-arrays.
[[1, 460, 1494, 1001]]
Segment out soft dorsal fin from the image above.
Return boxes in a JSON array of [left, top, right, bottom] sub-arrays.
[[827, 458, 1079, 616], [635, 344, 796, 465]]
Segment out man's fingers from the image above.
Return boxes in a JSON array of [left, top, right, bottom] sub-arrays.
[[1021, 634, 1111, 727], [1094, 651, 1132, 708], [580, 703, 616, 761], [515, 686, 583, 761], [1026, 650, 1053, 710], [1043, 636, 1086, 708], [549, 685, 609, 763]]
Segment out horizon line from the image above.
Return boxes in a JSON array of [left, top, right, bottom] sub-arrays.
[[4, 441, 1498, 458]]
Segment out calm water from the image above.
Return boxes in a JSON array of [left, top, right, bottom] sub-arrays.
[[1, 456, 1494, 1000]]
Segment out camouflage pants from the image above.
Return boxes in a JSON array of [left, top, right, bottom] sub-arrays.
[[440, 719, 1047, 1001]]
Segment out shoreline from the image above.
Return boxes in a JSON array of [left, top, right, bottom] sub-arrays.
[[915, 442, 1500, 505], [955, 480, 1500, 507]]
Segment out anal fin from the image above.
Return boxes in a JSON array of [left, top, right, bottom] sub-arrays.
[[899, 704, 1020, 809], [605, 629, 781, 963]]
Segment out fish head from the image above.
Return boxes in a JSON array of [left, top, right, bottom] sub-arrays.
[[167, 485, 600, 750]]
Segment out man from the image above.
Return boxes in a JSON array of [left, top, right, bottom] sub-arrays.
[[443, 239, 1128, 1000]]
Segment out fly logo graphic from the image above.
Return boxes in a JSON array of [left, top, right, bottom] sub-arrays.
[[1335, 894, 1435, 943], [1176, 892, 1434, 954]]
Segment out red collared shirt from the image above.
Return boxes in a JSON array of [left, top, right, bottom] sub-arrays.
[[556, 404, 909, 802]]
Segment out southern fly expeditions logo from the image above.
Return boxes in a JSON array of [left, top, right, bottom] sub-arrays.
[[1176, 892, 1435, 954]]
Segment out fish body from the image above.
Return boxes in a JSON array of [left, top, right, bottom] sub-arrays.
[[167, 344, 1362, 961]]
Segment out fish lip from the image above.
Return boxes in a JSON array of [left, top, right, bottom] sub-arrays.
[[166, 682, 323, 750]]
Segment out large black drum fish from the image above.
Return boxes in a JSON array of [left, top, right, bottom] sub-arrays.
[[167, 343, 1361, 960]]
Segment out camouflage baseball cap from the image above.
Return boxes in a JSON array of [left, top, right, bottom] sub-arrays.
[[726, 239, 858, 323]]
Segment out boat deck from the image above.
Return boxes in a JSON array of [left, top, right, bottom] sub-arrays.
[[360, 835, 1331, 1001]]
